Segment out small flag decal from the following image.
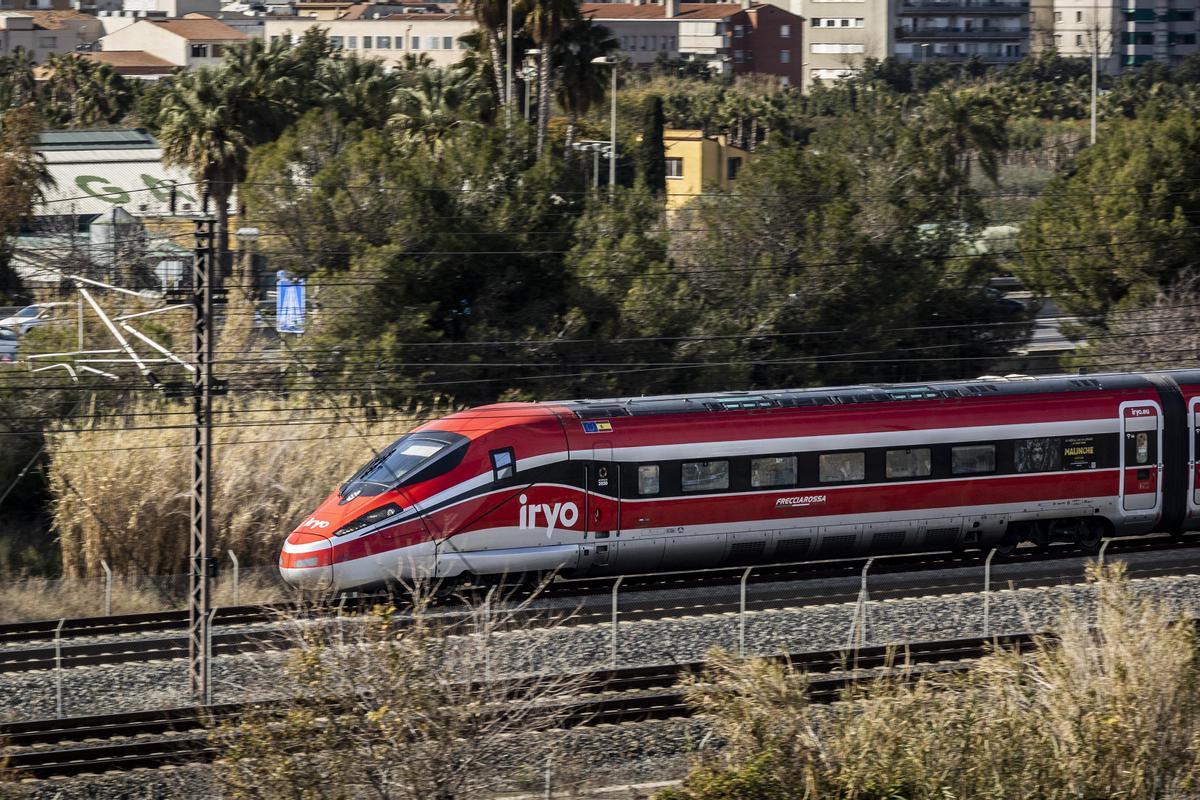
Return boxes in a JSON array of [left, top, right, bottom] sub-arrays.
[[582, 420, 613, 433]]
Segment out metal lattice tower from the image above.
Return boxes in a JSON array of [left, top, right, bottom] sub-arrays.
[[188, 218, 215, 702]]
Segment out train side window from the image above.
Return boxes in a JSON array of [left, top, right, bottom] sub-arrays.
[[885, 448, 931, 479], [1014, 438, 1061, 473], [638, 465, 660, 495], [751, 456, 797, 487], [819, 452, 865, 483], [951, 444, 995, 475], [682, 460, 729, 492], [490, 448, 515, 480]]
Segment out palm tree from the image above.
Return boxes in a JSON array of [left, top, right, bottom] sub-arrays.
[[157, 67, 248, 267], [39, 55, 131, 128], [553, 19, 617, 151], [460, 0, 511, 116], [389, 67, 486, 155], [0, 49, 35, 111], [917, 87, 1007, 196], [317, 55, 400, 129], [522, 0, 579, 151]]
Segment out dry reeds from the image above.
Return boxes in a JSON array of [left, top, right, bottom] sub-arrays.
[[664, 564, 1200, 800], [44, 395, 441, 578]]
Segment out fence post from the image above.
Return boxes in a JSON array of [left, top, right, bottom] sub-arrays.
[[846, 557, 874, 651], [227, 550, 240, 606], [1098, 537, 1113, 567], [983, 547, 997, 639], [738, 566, 753, 658], [610, 575, 624, 670], [483, 586, 496, 684], [205, 607, 218, 706], [543, 755, 553, 800], [54, 618, 65, 719], [99, 559, 112, 616]]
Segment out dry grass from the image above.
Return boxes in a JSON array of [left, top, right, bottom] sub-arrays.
[[663, 564, 1200, 800], [44, 395, 443, 578], [0, 568, 290, 622]]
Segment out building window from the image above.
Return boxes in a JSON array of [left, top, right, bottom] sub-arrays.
[[347, 36, 357, 48], [885, 448, 931, 479], [638, 465, 660, 495], [727, 156, 742, 179], [411, 35, 420, 49], [1054, 10, 1061, 21], [819, 452, 865, 483], [1075, 10, 1083, 21], [781, 23, 790, 37], [780, 49, 791, 62], [682, 461, 730, 492], [377, 36, 391, 48], [1054, 33, 1062, 46], [191, 43, 210, 57], [362, 36, 372, 48], [750, 456, 796, 488], [811, 17, 821, 25], [734, 24, 744, 37], [951, 444, 996, 475], [443, 36, 452, 49], [38, 35, 56, 48], [734, 49, 746, 61], [1075, 34, 1083, 45], [665, 156, 683, 178]]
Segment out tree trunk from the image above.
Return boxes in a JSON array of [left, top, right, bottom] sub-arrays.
[[564, 113, 576, 154], [487, 30, 507, 123], [537, 41, 552, 152]]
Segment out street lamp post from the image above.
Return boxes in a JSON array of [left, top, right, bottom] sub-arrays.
[[591, 56, 618, 197]]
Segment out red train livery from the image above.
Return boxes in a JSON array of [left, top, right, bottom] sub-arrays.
[[279, 370, 1200, 592]]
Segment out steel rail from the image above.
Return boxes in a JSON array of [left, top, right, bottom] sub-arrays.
[[2, 632, 1028, 779]]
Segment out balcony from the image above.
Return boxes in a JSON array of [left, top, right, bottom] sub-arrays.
[[897, 0, 1028, 12], [896, 25, 1029, 39]]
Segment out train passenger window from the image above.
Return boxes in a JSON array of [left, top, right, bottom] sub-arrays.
[[951, 445, 995, 475], [490, 448, 515, 480], [682, 460, 729, 492], [819, 452, 865, 483], [638, 465, 660, 495], [885, 448, 931, 479], [751, 456, 797, 487], [1015, 438, 1061, 473]]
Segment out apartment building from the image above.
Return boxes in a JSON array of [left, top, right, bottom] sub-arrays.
[[1031, 0, 1199, 73], [0, 11, 80, 61], [263, 10, 473, 68], [581, 0, 803, 84], [791, 0, 888, 88], [99, 15, 247, 66], [893, 0, 1029, 64]]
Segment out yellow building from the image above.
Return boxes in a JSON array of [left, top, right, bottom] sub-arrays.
[[663, 129, 751, 210]]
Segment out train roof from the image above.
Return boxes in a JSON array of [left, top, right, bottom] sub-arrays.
[[550, 369, 1200, 421]]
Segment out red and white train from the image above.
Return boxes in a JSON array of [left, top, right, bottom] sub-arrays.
[[279, 370, 1200, 593]]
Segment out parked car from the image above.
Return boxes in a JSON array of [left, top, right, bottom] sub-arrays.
[[0, 327, 18, 362], [0, 302, 71, 336]]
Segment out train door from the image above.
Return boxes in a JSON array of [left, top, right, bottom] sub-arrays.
[[1191, 398, 1200, 513], [588, 444, 620, 567], [1121, 402, 1161, 512]]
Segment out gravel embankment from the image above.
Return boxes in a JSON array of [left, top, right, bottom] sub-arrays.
[[4, 573, 1200, 721]]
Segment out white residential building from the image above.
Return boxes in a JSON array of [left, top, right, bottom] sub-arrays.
[[99, 14, 247, 67], [264, 10, 473, 68]]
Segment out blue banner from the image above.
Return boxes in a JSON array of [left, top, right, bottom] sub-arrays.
[[276, 271, 305, 334]]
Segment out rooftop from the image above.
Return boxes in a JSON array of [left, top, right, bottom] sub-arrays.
[[581, 2, 748, 20], [147, 15, 248, 40], [34, 128, 158, 151], [80, 51, 175, 69]]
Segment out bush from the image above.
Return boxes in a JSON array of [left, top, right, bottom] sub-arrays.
[[663, 564, 1200, 800]]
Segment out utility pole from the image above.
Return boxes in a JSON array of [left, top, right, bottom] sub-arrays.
[[188, 217, 217, 703], [1090, 0, 1099, 145]]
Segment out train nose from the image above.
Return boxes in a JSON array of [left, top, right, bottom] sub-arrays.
[[279, 531, 334, 592]]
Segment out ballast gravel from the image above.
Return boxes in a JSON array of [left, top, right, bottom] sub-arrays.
[[6, 573, 1200, 721]]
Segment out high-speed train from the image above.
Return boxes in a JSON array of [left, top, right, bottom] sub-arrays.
[[279, 370, 1200, 592]]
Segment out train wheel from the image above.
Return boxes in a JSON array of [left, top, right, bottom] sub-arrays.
[[995, 528, 1020, 557], [1030, 520, 1052, 551], [1075, 518, 1104, 553]]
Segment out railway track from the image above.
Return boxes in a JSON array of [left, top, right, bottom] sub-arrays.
[[2, 535, 1197, 674], [1, 631, 1030, 779]]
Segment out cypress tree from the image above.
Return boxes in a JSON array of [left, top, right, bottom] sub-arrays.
[[637, 94, 666, 195]]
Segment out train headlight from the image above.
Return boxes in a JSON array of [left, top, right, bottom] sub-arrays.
[[334, 503, 402, 537]]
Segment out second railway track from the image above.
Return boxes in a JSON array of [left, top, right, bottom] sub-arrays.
[[1, 631, 1029, 779]]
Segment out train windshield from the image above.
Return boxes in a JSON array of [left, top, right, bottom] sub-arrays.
[[340, 432, 468, 498]]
